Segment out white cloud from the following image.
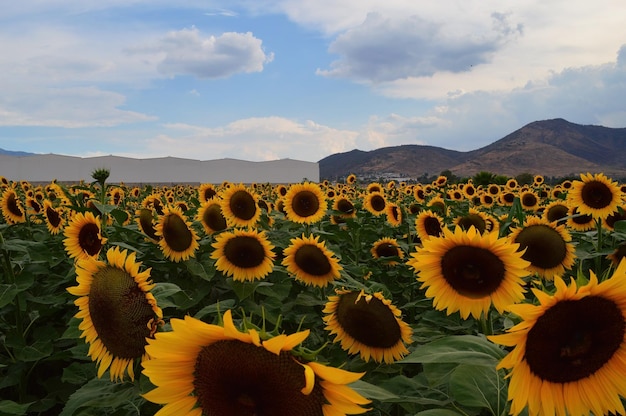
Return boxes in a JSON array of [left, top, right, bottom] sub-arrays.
[[144, 27, 274, 79], [318, 12, 522, 82], [0, 87, 156, 128]]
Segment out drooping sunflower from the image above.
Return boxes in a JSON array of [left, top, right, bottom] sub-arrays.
[[220, 183, 261, 228], [407, 226, 530, 319], [283, 182, 328, 224], [154, 206, 200, 262], [142, 309, 370, 416], [323, 289, 413, 364], [0, 188, 26, 224], [197, 200, 228, 234], [488, 264, 626, 416], [568, 172, 622, 218], [43, 199, 64, 234], [136, 208, 161, 242], [363, 192, 386, 216], [508, 216, 576, 280], [67, 246, 162, 381], [608, 242, 626, 266], [63, 211, 107, 261], [211, 228, 275, 281], [370, 237, 404, 266], [415, 210, 444, 241], [385, 203, 402, 227], [282, 234, 343, 287]]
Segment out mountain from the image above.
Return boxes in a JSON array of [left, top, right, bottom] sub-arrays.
[[0, 148, 35, 157], [318, 118, 626, 180]]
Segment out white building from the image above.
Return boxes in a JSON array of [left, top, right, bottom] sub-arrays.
[[0, 154, 319, 184]]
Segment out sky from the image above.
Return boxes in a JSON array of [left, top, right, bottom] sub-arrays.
[[1, 1, 625, 163]]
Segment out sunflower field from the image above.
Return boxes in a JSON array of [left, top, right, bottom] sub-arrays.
[[2, 170, 626, 416]]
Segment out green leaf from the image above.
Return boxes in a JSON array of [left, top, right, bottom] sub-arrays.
[[0, 400, 31, 415], [415, 409, 465, 416], [59, 377, 139, 416], [151, 283, 183, 308], [0, 284, 18, 308], [401, 335, 505, 366], [185, 258, 212, 281], [14, 340, 53, 362], [450, 364, 508, 414], [349, 380, 399, 400]]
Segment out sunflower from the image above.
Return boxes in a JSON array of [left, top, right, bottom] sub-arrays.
[[283, 182, 328, 224], [63, 211, 107, 261], [567, 206, 595, 232], [385, 203, 402, 227], [488, 264, 626, 416], [542, 200, 570, 226], [366, 182, 382, 194], [415, 211, 444, 241], [568, 172, 622, 218], [211, 228, 275, 281], [197, 200, 228, 234], [154, 206, 200, 262], [519, 191, 539, 211], [332, 196, 356, 219], [407, 226, 530, 319], [499, 191, 516, 207], [363, 192, 386, 216], [604, 207, 626, 230], [67, 246, 162, 381], [608, 242, 626, 266], [346, 174, 357, 184], [198, 183, 218, 202], [324, 289, 412, 364], [220, 183, 261, 228], [136, 208, 161, 242], [454, 208, 488, 234], [43, 199, 64, 234], [434, 175, 447, 187], [282, 234, 343, 287], [142, 309, 370, 416], [508, 216, 576, 280], [370, 237, 404, 266], [426, 196, 447, 215], [0, 188, 26, 224]]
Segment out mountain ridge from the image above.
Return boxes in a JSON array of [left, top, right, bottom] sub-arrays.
[[319, 118, 626, 180]]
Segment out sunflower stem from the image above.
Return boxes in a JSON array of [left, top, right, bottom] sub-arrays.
[[595, 217, 603, 277], [478, 310, 493, 336]]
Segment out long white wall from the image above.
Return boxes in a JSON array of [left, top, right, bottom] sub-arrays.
[[0, 154, 319, 184]]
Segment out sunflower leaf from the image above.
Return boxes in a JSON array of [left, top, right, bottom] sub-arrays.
[[449, 364, 508, 415], [401, 335, 505, 366], [0, 400, 32, 415], [0, 283, 19, 308], [348, 380, 399, 400]]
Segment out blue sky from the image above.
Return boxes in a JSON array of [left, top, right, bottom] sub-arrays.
[[1, 1, 625, 162]]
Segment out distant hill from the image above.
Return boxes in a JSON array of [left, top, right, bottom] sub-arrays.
[[0, 148, 35, 157], [319, 118, 626, 180]]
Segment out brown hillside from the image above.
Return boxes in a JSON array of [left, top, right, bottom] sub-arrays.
[[319, 118, 626, 179]]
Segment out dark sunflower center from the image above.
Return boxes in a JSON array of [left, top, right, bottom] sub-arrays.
[[204, 188, 217, 200], [416, 189, 425, 200], [229, 190, 257, 220], [605, 210, 626, 229], [546, 204, 569, 224], [294, 245, 332, 276], [571, 208, 593, 225], [6, 193, 24, 217], [521, 193, 538, 207], [375, 243, 399, 258], [291, 191, 321, 218], [525, 296, 625, 383], [46, 206, 61, 227], [88, 266, 156, 359], [369, 195, 386, 212], [138, 209, 160, 240], [502, 193, 515, 204], [336, 199, 354, 214], [78, 222, 103, 256], [162, 213, 193, 252], [440, 245, 505, 298], [456, 214, 486, 233], [29, 200, 42, 213], [514, 225, 567, 269], [224, 236, 266, 268], [194, 340, 324, 416], [335, 292, 402, 348], [423, 216, 442, 237], [203, 204, 227, 232], [581, 181, 614, 209], [388, 206, 401, 221]]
